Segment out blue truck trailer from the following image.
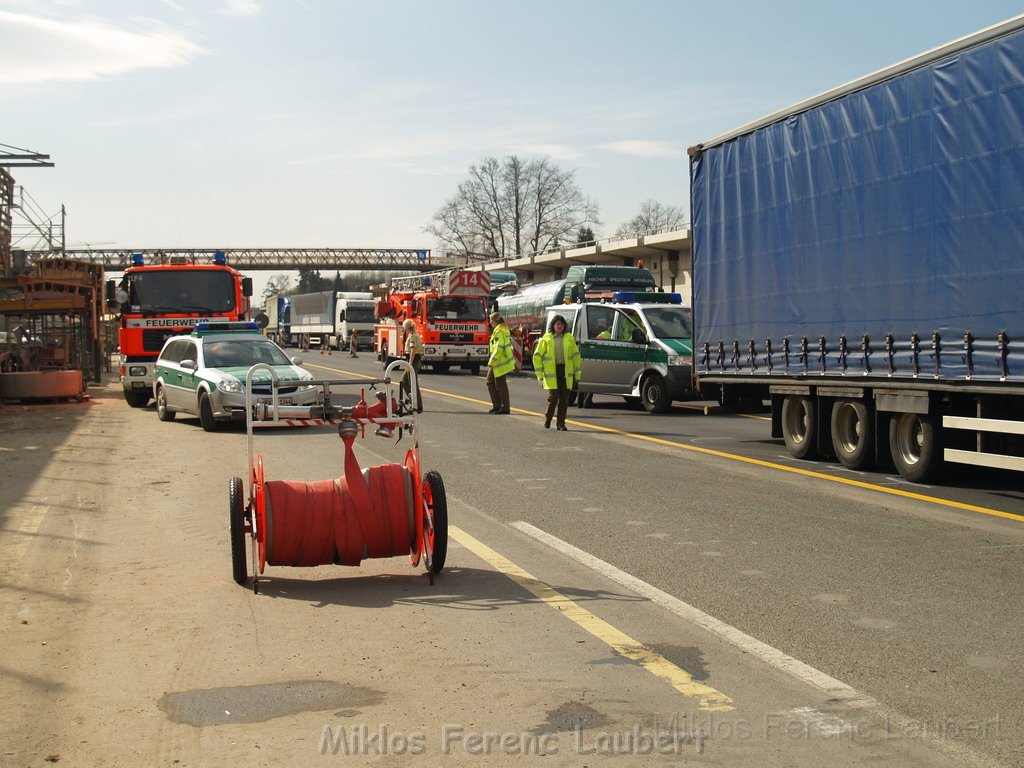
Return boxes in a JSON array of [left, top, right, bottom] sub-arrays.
[[688, 15, 1024, 482]]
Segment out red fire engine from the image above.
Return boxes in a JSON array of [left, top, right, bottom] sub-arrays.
[[374, 269, 490, 375], [106, 252, 254, 407]]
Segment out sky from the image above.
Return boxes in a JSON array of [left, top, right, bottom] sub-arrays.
[[2, 0, 1023, 297]]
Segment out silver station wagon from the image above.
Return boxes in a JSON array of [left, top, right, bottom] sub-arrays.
[[153, 321, 319, 431]]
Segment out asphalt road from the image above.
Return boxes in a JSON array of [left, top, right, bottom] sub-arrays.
[[1, 354, 1021, 767]]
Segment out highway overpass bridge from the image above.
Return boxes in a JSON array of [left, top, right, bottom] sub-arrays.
[[20, 226, 692, 292]]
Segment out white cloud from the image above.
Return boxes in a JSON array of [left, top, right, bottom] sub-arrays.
[[510, 143, 583, 162], [0, 11, 204, 83], [600, 140, 683, 159], [219, 0, 262, 17]]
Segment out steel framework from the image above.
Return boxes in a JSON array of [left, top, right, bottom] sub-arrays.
[[22, 247, 471, 272]]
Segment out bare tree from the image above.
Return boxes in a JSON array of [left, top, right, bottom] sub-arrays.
[[426, 155, 600, 260], [260, 273, 293, 303], [613, 199, 687, 239]]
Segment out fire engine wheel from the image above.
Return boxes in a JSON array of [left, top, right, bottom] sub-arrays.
[[124, 390, 149, 408], [469, 364, 481, 376], [229, 476, 248, 586], [432, 362, 450, 374], [199, 392, 219, 432], [422, 471, 448, 576], [155, 386, 175, 421]]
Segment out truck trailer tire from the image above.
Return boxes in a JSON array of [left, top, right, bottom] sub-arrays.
[[889, 412, 941, 483], [125, 390, 150, 408], [830, 400, 872, 470], [641, 373, 671, 413], [781, 395, 817, 460]]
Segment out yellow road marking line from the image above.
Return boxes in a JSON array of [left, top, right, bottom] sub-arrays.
[[450, 525, 735, 712], [307, 362, 1024, 524]]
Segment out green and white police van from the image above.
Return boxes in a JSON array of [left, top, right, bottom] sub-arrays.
[[544, 291, 693, 413]]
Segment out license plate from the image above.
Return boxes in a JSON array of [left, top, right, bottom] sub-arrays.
[[259, 397, 293, 405]]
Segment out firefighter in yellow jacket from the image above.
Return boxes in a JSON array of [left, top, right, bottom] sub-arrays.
[[486, 312, 515, 414], [532, 314, 581, 430]]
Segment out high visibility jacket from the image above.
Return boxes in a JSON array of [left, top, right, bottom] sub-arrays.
[[488, 323, 515, 377], [532, 332, 581, 390]]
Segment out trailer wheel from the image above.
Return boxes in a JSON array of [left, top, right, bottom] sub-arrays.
[[641, 373, 671, 413], [155, 385, 175, 421], [781, 395, 817, 459], [889, 412, 941, 483], [125, 390, 149, 408], [199, 392, 219, 432], [831, 400, 872, 470], [229, 476, 248, 585], [423, 471, 448, 575]]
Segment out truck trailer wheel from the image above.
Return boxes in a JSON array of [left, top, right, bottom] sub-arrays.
[[125, 390, 150, 408], [830, 400, 872, 470], [781, 395, 817, 459], [889, 412, 941, 483], [641, 373, 671, 413]]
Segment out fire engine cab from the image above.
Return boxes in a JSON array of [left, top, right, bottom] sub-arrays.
[[374, 269, 490, 374]]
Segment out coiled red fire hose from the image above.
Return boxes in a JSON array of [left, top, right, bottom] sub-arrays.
[[260, 404, 416, 568]]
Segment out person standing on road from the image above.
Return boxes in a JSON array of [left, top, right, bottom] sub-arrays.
[[532, 314, 581, 430], [349, 329, 359, 357], [486, 312, 514, 414], [402, 319, 424, 412]]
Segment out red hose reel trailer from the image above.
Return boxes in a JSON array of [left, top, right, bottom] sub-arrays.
[[229, 360, 447, 593]]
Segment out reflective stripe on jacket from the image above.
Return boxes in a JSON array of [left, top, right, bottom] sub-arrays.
[[488, 323, 516, 377], [532, 332, 581, 390]]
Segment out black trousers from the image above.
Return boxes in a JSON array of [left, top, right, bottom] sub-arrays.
[[402, 355, 423, 410], [544, 365, 571, 426]]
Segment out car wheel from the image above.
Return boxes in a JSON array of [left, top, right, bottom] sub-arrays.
[[641, 373, 671, 413], [199, 392, 219, 432], [155, 386, 176, 421]]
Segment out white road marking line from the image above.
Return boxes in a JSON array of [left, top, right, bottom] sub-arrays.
[[512, 520, 877, 708]]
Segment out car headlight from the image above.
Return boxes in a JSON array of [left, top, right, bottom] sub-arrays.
[[218, 378, 244, 393], [667, 355, 688, 367]]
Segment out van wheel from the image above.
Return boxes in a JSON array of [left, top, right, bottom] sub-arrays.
[[781, 395, 816, 459], [199, 392, 219, 432], [889, 412, 941, 483], [831, 400, 872, 469], [156, 386, 176, 421], [641, 374, 670, 413]]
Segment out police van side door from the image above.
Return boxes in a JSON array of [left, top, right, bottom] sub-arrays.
[[576, 305, 631, 393]]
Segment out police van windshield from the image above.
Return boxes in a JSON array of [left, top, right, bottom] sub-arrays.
[[645, 307, 693, 339], [427, 297, 486, 321]]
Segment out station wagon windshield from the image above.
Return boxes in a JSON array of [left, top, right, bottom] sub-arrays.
[[203, 340, 291, 368]]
